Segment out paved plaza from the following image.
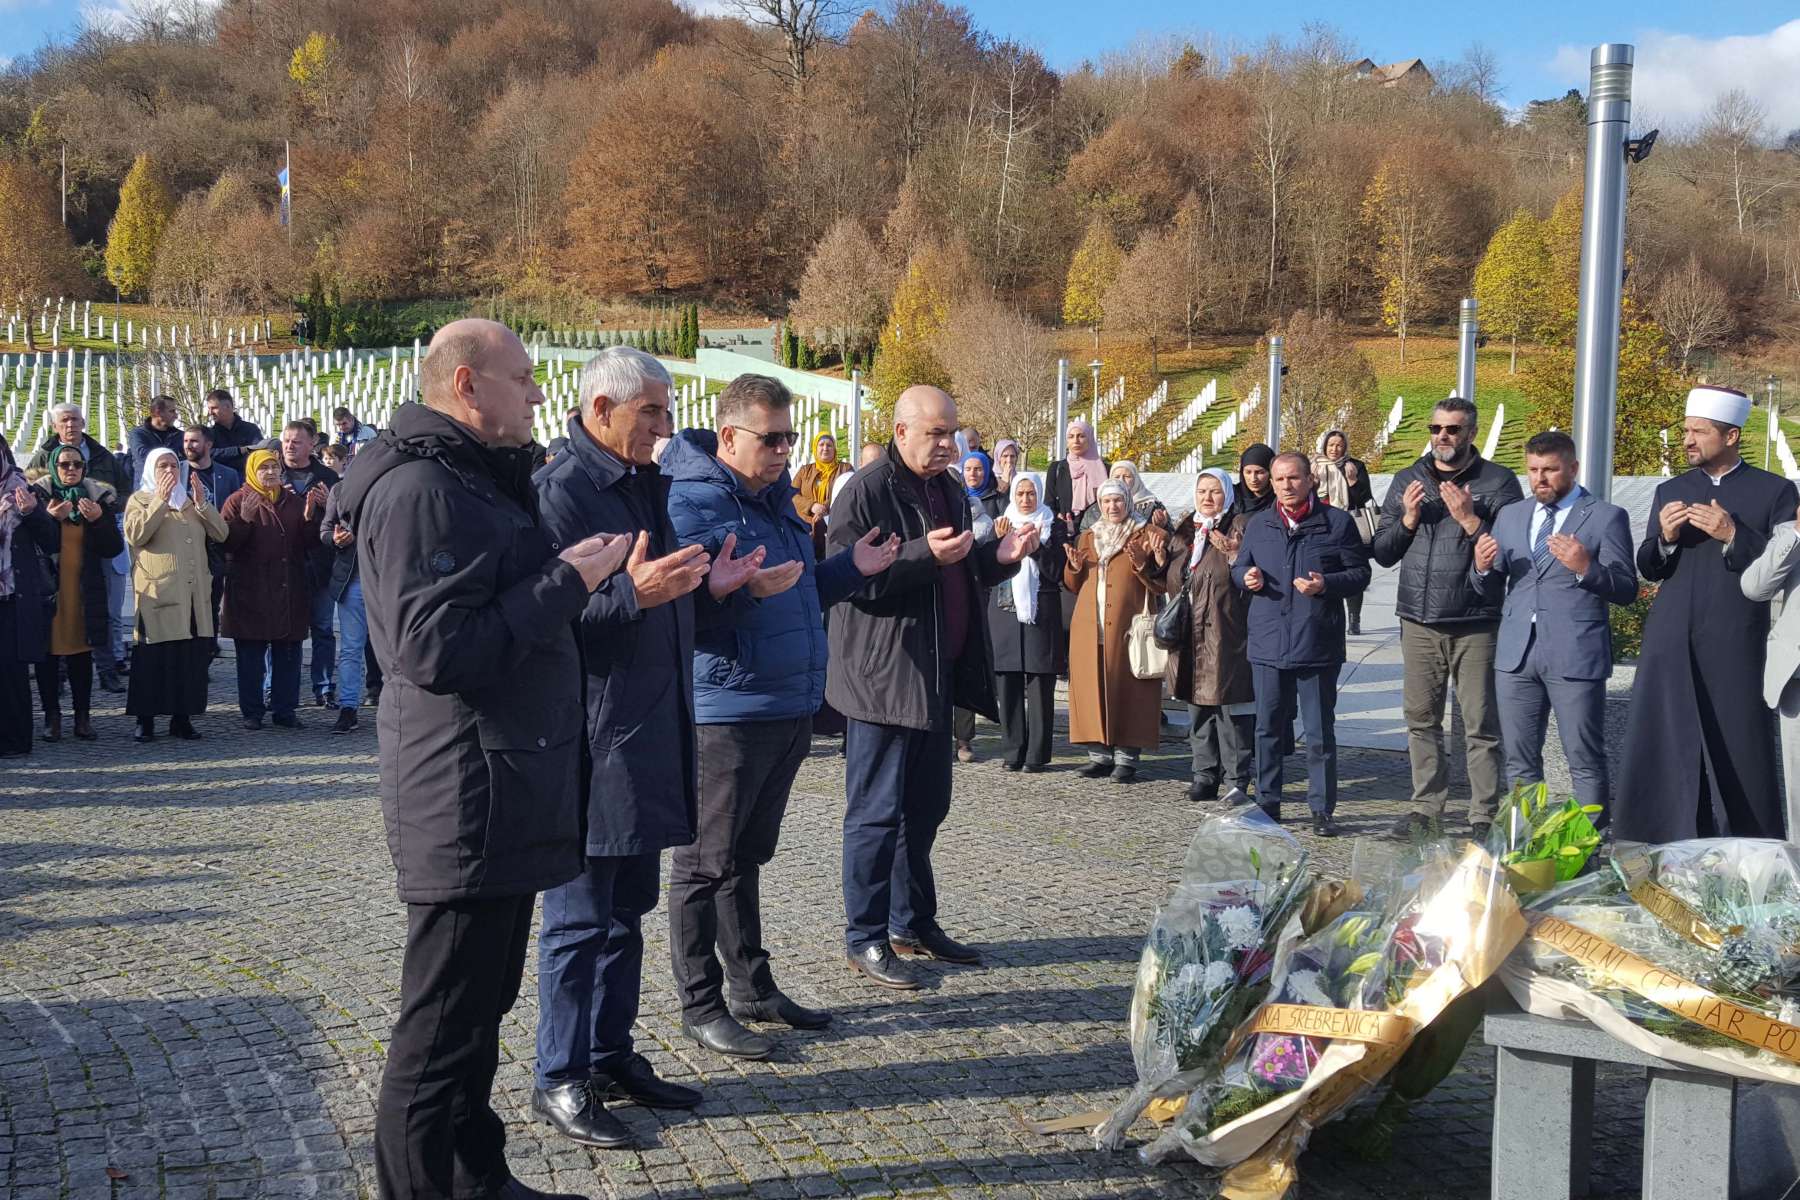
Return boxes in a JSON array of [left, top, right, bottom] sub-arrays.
[[0, 646, 1665, 1200]]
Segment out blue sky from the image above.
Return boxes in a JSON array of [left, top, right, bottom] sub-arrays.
[[5, 0, 1797, 130]]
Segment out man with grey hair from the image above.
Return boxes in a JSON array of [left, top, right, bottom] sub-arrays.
[[27, 403, 125, 489], [529, 345, 762, 1147], [337, 318, 629, 1200]]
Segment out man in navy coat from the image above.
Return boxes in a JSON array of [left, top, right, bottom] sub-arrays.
[[1233, 451, 1371, 836], [1472, 430, 1637, 823], [530, 347, 758, 1150]]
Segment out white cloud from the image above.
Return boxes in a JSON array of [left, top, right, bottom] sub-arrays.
[[1550, 20, 1800, 136]]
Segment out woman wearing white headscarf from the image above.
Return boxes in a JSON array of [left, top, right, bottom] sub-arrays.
[[1161, 468, 1256, 803], [1086, 460, 1166, 531], [1064, 480, 1168, 782], [123, 447, 227, 742], [986, 472, 1063, 771]]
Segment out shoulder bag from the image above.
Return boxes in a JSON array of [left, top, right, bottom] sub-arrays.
[[1129, 586, 1171, 680]]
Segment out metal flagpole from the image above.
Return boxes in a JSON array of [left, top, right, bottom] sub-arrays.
[[60, 144, 66, 227], [284, 140, 293, 248], [1571, 45, 1634, 501]]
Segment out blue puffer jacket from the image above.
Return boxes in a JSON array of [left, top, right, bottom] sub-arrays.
[[664, 429, 865, 724]]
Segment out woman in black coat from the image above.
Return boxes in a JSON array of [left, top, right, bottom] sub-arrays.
[[955, 451, 1007, 761], [30, 445, 125, 741], [0, 432, 60, 756], [987, 472, 1063, 771]]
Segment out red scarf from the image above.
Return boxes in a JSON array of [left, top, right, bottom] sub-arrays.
[[1277, 495, 1313, 529]]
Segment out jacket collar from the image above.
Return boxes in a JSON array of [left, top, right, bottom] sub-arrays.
[[1419, 451, 1491, 486], [662, 427, 796, 509], [565, 411, 663, 495]]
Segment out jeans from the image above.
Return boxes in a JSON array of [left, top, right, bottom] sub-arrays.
[[669, 719, 810, 1024], [534, 852, 661, 1088], [1400, 619, 1504, 824], [308, 583, 335, 695], [335, 579, 368, 708], [374, 894, 533, 1200], [1253, 663, 1341, 818], [236, 639, 302, 719], [105, 558, 131, 665], [843, 714, 953, 953]]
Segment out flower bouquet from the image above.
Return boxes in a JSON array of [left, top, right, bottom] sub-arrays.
[[1500, 837, 1800, 1085], [1486, 781, 1603, 895], [1143, 839, 1524, 1200], [1093, 807, 1312, 1149]]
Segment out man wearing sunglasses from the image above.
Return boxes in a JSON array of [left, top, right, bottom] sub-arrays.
[[1372, 395, 1522, 842], [662, 374, 902, 1060]]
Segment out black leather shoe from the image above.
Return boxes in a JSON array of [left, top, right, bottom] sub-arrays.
[[592, 1053, 701, 1109], [683, 1016, 774, 1060], [1021, 763, 1045, 773], [891, 927, 982, 965], [1387, 812, 1433, 841], [1189, 780, 1218, 803], [1111, 765, 1136, 784], [242, 717, 264, 730], [530, 1082, 632, 1149], [846, 943, 921, 990], [498, 1177, 585, 1200], [1311, 814, 1339, 838], [731, 992, 832, 1030], [169, 718, 201, 740], [272, 713, 301, 729], [134, 726, 155, 743], [1470, 821, 1493, 844], [1078, 761, 1112, 778], [1001, 761, 1021, 772]]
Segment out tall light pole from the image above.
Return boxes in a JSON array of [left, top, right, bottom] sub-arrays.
[[1089, 359, 1102, 408], [1571, 44, 1636, 501], [1266, 335, 1284, 450], [1054, 358, 1070, 460], [1456, 299, 1478, 405], [1768, 374, 1782, 471]]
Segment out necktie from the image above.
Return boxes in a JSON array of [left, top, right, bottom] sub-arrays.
[[1533, 504, 1555, 570]]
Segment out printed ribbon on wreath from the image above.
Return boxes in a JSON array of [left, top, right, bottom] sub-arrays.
[[1530, 914, 1800, 1066]]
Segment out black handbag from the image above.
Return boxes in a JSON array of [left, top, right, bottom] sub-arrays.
[[1153, 558, 1190, 650]]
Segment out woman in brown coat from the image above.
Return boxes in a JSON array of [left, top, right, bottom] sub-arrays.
[[1064, 480, 1168, 783], [221, 449, 325, 729], [1162, 469, 1256, 804], [124, 447, 229, 742]]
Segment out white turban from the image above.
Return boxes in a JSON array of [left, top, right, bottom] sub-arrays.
[[1686, 385, 1751, 429]]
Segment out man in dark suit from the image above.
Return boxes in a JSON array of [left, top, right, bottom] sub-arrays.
[[1473, 431, 1638, 823]]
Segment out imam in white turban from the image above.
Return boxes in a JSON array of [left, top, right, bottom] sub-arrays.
[[1686, 385, 1752, 429]]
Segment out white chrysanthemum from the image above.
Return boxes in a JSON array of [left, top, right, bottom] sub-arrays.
[[1287, 969, 1332, 1007], [1174, 963, 1207, 992], [1217, 904, 1262, 950], [1203, 960, 1235, 993], [1781, 998, 1800, 1027]]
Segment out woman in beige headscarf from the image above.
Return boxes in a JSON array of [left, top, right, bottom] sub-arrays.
[[1063, 480, 1167, 783]]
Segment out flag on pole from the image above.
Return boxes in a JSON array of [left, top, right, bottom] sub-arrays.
[[277, 166, 291, 227]]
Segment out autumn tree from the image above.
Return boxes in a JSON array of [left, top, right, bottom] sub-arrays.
[[1233, 311, 1379, 455], [1361, 147, 1455, 364], [105, 153, 175, 299], [0, 162, 83, 350], [1524, 305, 1687, 474], [1062, 219, 1122, 351], [1473, 209, 1554, 372], [1101, 224, 1190, 372], [289, 32, 348, 125], [932, 297, 1058, 453], [728, 0, 852, 91], [790, 217, 892, 367], [867, 242, 967, 419], [1653, 254, 1733, 370]]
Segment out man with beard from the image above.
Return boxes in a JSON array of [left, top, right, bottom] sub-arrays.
[[1373, 396, 1523, 842], [1619, 386, 1797, 841]]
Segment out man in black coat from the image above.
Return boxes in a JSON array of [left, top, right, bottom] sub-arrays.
[[204, 388, 265, 470], [530, 346, 731, 1150], [826, 385, 1037, 989], [1233, 452, 1371, 836], [1372, 396, 1523, 841], [125, 395, 183, 483], [337, 318, 627, 1200], [278, 421, 341, 705], [1618, 385, 1798, 841]]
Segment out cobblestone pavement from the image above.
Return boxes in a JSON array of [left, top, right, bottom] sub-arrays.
[[1, 665, 1655, 1200]]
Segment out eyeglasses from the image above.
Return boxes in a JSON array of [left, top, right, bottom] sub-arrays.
[[1427, 423, 1468, 435], [728, 426, 800, 449]]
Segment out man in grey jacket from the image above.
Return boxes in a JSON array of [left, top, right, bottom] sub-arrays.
[[1372, 396, 1523, 841], [825, 385, 1037, 990], [1473, 431, 1637, 824], [1741, 503, 1800, 838]]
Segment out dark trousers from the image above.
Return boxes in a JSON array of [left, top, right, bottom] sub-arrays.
[[374, 893, 533, 1200], [1495, 627, 1610, 818], [235, 639, 302, 719], [309, 583, 335, 694], [535, 851, 661, 1088], [34, 653, 94, 723], [669, 718, 809, 1024], [0, 658, 31, 754], [843, 715, 953, 952], [997, 672, 1055, 767], [1189, 703, 1253, 796], [1253, 663, 1341, 818]]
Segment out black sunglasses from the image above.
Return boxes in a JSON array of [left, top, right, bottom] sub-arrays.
[[728, 426, 801, 449], [1427, 423, 1468, 435]]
